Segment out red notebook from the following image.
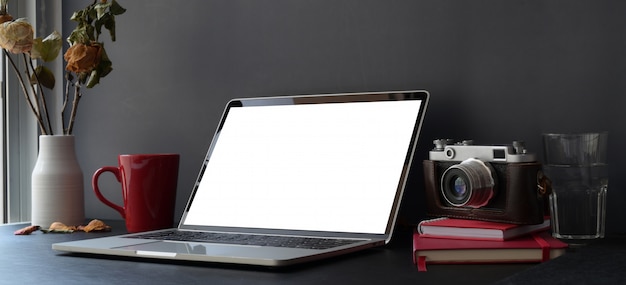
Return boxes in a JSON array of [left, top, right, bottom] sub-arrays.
[[417, 217, 551, 241], [412, 231, 568, 271]]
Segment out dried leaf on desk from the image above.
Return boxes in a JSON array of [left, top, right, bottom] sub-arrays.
[[41, 222, 77, 233], [17, 219, 112, 235], [78, 219, 111, 232], [13, 225, 40, 235]]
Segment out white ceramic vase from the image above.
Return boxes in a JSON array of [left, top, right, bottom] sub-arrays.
[[31, 135, 85, 227]]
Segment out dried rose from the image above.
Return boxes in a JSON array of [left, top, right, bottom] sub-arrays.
[[0, 18, 34, 54], [64, 42, 103, 73]]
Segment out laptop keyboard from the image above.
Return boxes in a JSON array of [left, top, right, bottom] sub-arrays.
[[126, 230, 361, 250]]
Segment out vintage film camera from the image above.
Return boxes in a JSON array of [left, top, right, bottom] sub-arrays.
[[423, 139, 547, 224]]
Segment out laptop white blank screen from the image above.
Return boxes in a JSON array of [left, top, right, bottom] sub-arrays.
[[183, 99, 423, 234]]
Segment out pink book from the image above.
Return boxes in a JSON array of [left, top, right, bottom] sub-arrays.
[[417, 217, 551, 241], [412, 231, 568, 271]]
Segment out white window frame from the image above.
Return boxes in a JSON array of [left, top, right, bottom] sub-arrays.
[[2, 1, 62, 223]]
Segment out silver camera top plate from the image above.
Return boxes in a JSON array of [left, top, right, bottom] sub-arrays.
[[429, 139, 536, 163]]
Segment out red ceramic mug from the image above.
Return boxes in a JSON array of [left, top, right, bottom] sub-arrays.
[[92, 154, 179, 233]]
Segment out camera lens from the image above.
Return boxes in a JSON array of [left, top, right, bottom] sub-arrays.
[[441, 158, 496, 208], [451, 177, 468, 198]]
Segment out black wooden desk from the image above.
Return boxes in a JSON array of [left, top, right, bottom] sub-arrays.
[[1, 220, 624, 284]]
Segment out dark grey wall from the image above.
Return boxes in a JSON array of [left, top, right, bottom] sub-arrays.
[[64, 1, 626, 233]]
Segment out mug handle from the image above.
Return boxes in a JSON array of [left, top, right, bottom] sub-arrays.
[[92, 166, 126, 219]]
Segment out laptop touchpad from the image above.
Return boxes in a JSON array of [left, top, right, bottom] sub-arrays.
[[117, 241, 228, 255]]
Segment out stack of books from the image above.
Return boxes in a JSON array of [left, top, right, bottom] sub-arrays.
[[412, 217, 568, 271]]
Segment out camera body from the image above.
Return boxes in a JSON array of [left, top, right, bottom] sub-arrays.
[[423, 139, 547, 224]]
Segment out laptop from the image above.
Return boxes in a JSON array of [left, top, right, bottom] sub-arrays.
[[53, 90, 430, 267]]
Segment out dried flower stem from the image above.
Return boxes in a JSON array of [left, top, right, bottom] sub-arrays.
[[3, 49, 48, 134], [65, 83, 82, 135], [62, 74, 82, 135], [25, 54, 53, 134], [62, 75, 70, 134]]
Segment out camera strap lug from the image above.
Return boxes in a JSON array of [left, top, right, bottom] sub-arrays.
[[537, 170, 552, 196]]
